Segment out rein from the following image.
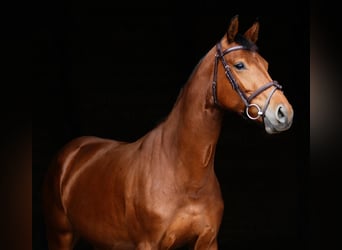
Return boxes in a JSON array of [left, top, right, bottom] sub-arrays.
[[212, 42, 282, 120]]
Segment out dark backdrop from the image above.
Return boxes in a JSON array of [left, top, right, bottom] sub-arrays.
[[33, 3, 309, 250]]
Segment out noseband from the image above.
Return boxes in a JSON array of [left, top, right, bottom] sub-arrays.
[[212, 42, 282, 120]]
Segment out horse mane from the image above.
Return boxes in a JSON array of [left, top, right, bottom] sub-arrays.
[[172, 55, 205, 107], [152, 57, 202, 128]]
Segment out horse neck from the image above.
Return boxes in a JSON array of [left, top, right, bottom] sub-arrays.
[[161, 47, 224, 187]]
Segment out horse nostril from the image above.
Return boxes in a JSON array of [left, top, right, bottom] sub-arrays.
[[276, 105, 287, 123]]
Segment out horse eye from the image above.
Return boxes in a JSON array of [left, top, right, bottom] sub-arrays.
[[234, 62, 245, 70]]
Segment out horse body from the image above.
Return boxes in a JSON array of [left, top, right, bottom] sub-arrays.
[[43, 16, 294, 250], [43, 44, 224, 249]]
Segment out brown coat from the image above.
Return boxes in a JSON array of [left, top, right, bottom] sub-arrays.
[[42, 15, 293, 250]]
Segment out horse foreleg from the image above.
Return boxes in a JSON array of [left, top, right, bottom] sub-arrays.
[[45, 228, 75, 250], [136, 241, 155, 250], [193, 226, 218, 250]]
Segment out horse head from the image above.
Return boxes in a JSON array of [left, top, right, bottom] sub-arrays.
[[213, 15, 294, 134]]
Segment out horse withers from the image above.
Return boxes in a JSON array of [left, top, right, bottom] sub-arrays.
[[42, 15, 293, 250]]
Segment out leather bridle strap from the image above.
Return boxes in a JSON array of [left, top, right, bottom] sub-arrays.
[[212, 42, 283, 120], [215, 43, 249, 106]]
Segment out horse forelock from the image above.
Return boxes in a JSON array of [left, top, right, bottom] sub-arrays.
[[234, 33, 258, 52]]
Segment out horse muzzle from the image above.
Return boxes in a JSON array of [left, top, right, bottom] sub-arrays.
[[263, 104, 294, 134]]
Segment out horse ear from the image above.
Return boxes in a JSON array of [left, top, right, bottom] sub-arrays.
[[227, 15, 239, 43], [243, 20, 259, 43]]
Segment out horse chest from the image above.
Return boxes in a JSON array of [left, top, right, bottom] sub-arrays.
[[162, 201, 223, 249], [127, 185, 222, 245]]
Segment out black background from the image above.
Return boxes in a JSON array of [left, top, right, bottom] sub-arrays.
[[32, 2, 309, 250]]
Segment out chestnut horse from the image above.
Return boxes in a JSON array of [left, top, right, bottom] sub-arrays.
[[42, 15, 294, 250]]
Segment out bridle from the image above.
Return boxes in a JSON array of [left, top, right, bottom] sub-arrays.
[[212, 42, 282, 120]]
